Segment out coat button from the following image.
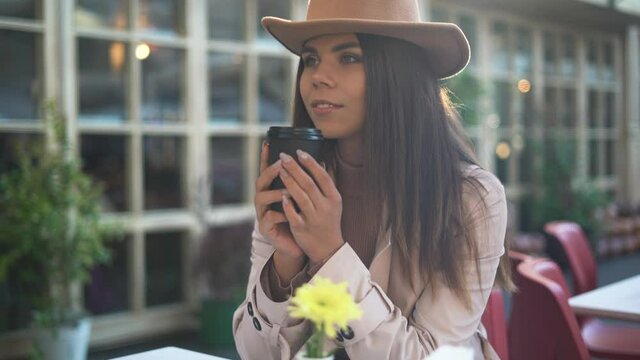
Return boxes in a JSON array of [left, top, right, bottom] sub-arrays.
[[247, 302, 254, 316], [340, 326, 354, 340], [335, 332, 344, 342], [253, 317, 262, 331]]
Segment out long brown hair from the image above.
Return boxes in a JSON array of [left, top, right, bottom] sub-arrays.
[[292, 34, 513, 305]]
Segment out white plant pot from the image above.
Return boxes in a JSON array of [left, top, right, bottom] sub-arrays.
[[33, 318, 91, 360]]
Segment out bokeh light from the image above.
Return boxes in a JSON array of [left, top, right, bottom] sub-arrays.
[[517, 79, 531, 93], [496, 142, 512, 159], [135, 43, 151, 60]]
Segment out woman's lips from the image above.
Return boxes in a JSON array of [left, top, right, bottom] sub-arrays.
[[311, 101, 344, 115]]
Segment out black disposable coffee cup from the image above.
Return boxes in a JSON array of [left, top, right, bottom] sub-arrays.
[[267, 126, 324, 212]]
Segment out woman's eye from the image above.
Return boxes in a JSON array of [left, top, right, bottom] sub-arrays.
[[341, 54, 361, 64], [303, 56, 319, 67]]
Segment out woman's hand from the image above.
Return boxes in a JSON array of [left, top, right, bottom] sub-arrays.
[[255, 142, 305, 262], [279, 150, 344, 264]]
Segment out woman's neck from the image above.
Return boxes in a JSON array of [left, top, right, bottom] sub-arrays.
[[337, 135, 364, 166]]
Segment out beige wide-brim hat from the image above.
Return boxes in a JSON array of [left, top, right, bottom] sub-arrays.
[[261, 0, 470, 79]]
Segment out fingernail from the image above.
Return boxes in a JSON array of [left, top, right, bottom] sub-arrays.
[[279, 152, 293, 163], [281, 189, 289, 196], [296, 149, 309, 160], [272, 159, 282, 168], [282, 194, 289, 205], [279, 169, 289, 178]]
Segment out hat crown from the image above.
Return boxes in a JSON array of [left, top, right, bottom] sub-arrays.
[[306, 0, 422, 22]]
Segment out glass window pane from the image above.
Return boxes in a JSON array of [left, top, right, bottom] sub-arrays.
[[208, 0, 244, 40], [518, 138, 533, 183], [516, 89, 533, 128], [141, 46, 185, 123], [589, 139, 599, 178], [209, 53, 245, 123], [603, 41, 614, 82], [605, 139, 615, 176], [588, 90, 599, 128], [196, 222, 253, 299], [604, 92, 615, 128], [494, 81, 511, 128], [543, 32, 556, 75], [78, 39, 128, 123], [491, 22, 509, 74], [514, 27, 532, 76], [145, 231, 183, 306], [0, 132, 41, 176], [210, 137, 245, 205], [0, 30, 40, 121], [144, 136, 185, 210], [544, 87, 557, 128], [75, 0, 128, 29], [138, 0, 184, 36], [259, 57, 291, 124], [587, 39, 599, 82], [84, 235, 130, 315], [561, 89, 576, 128], [560, 35, 576, 77], [80, 134, 128, 212], [0, 0, 38, 19], [257, 0, 289, 41]]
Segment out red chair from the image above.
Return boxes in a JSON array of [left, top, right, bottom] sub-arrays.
[[543, 221, 596, 295], [544, 221, 640, 359], [507, 250, 531, 287], [509, 258, 590, 360], [481, 289, 508, 360]]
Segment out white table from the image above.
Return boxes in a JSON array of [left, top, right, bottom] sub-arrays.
[[569, 274, 640, 322], [111, 346, 230, 360]]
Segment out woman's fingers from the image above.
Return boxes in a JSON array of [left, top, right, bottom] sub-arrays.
[[255, 159, 282, 191], [279, 167, 315, 215], [295, 150, 340, 201], [259, 141, 269, 173], [263, 209, 287, 225], [282, 194, 304, 227], [255, 189, 287, 215]]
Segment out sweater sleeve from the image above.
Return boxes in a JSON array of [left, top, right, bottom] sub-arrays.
[[311, 168, 507, 359], [232, 221, 312, 360]]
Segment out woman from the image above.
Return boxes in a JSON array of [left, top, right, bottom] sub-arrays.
[[233, 0, 512, 359]]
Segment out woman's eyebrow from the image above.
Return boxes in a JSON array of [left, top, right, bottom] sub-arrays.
[[300, 41, 361, 55]]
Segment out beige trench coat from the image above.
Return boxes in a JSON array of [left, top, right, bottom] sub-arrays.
[[232, 165, 506, 360]]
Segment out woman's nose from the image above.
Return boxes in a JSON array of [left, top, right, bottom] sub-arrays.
[[311, 62, 336, 89]]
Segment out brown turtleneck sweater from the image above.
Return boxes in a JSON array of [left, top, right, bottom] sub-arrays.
[[263, 147, 379, 300]]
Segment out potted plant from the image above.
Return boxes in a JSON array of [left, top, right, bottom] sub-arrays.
[[521, 139, 610, 257], [0, 101, 120, 360], [195, 219, 253, 347]]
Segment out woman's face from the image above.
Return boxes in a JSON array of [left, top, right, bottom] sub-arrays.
[[299, 33, 366, 141]]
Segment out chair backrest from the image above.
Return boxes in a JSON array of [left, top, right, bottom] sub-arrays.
[[509, 258, 590, 360], [481, 289, 509, 360], [543, 221, 597, 295], [508, 250, 531, 284]]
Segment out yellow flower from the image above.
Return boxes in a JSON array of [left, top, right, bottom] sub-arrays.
[[289, 276, 363, 338]]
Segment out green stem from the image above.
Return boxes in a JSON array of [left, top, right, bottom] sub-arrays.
[[305, 327, 326, 358]]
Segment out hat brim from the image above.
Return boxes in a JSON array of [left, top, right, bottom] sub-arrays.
[[261, 17, 470, 79]]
